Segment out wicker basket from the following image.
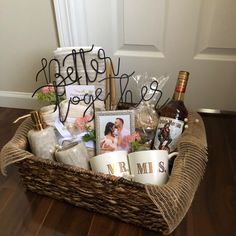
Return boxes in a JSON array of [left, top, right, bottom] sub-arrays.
[[0, 112, 207, 235]]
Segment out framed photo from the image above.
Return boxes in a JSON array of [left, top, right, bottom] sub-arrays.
[[95, 110, 135, 154]]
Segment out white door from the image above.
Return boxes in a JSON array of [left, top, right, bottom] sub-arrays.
[[53, 0, 236, 112]]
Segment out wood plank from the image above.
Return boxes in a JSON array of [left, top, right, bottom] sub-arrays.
[[37, 200, 93, 236]]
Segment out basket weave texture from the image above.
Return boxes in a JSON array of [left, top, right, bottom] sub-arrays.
[[0, 111, 207, 235]]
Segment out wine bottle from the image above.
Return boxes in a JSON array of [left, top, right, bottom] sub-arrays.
[[153, 71, 189, 153]]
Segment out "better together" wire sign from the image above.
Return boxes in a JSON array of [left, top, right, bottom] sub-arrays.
[[32, 45, 165, 123]]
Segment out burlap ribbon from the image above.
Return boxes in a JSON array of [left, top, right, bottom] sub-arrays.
[[145, 111, 208, 234], [0, 118, 34, 175]]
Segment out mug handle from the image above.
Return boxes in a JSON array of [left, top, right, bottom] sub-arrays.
[[168, 152, 178, 160]]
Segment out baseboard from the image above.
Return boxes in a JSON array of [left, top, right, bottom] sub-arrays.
[[0, 91, 42, 110], [1, 90, 235, 115], [197, 108, 236, 115]]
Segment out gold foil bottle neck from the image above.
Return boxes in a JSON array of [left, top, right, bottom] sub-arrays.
[[172, 71, 190, 101], [178, 71, 189, 80], [174, 71, 190, 94], [30, 111, 45, 131]]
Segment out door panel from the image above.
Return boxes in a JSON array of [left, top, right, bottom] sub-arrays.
[[112, 0, 166, 58], [54, 0, 236, 111], [196, 0, 236, 60]]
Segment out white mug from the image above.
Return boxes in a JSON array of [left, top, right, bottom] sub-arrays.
[[90, 151, 130, 177], [128, 150, 178, 185], [55, 141, 90, 170]]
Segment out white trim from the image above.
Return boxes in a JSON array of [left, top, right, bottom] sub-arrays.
[[194, 53, 236, 62], [53, 0, 72, 46], [197, 108, 236, 115], [114, 50, 165, 58], [0, 91, 41, 110], [1, 91, 235, 114], [53, 0, 88, 46]]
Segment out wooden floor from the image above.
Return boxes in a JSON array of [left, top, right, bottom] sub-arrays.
[[0, 107, 235, 236]]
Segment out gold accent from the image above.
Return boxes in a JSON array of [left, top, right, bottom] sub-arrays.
[[13, 114, 30, 124], [177, 71, 189, 88], [173, 92, 185, 101], [30, 111, 45, 130], [105, 62, 117, 110], [177, 71, 189, 86], [173, 71, 190, 101], [110, 66, 117, 110], [178, 71, 189, 79]]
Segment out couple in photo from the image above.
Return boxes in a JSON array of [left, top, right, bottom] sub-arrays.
[[100, 118, 129, 153]]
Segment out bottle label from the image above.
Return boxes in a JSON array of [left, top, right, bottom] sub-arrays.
[[153, 117, 184, 152], [175, 85, 186, 93]]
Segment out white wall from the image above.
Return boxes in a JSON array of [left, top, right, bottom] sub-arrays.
[[0, 0, 58, 109]]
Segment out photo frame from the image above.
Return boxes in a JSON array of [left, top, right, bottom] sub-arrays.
[[95, 110, 135, 154]]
